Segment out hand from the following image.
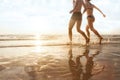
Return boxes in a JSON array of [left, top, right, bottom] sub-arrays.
[[69, 10, 73, 14], [103, 14, 106, 17]]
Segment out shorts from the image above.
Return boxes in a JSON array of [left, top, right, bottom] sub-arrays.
[[71, 12, 82, 20], [87, 15, 95, 22]]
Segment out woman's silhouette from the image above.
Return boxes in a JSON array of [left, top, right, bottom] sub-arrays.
[[83, 0, 106, 44]]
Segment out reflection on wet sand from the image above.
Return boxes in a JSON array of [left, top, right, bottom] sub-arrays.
[[68, 46, 82, 80], [23, 45, 104, 80], [68, 45, 104, 80], [24, 55, 70, 80]]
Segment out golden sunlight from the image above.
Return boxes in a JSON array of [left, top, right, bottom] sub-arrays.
[[33, 34, 45, 52]]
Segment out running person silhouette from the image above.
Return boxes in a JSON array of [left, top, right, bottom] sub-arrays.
[[83, 0, 106, 44], [68, 0, 89, 45]]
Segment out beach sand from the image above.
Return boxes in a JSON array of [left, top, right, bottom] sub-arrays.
[[0, 35, 120, 80], [0, 43, 120, 80]]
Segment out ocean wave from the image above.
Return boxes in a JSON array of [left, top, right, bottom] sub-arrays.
[[0, 35, 120, 48]]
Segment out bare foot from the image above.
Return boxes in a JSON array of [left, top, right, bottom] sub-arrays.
[[99, 37, 103, 44], [86, 38, 90, 45], [67, 41, 72, 45]]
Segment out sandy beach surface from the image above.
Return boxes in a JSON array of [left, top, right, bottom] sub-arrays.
[[0, 35, 120, 80]]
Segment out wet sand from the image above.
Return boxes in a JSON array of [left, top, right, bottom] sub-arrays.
[[0, 43, 120, 80]]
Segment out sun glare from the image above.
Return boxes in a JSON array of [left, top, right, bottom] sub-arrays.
[[33, 34, 45, 52]]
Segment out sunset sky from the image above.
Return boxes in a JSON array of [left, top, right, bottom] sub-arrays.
[[0, 0, 120, 35]]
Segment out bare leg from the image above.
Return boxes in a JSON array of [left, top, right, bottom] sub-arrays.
[[86, 25, 90, 39], [88, 21, 103, 44], [68, 19, 76, 43], [76, 20, 89, 44]]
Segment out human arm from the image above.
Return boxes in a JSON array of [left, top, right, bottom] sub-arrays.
[[82, 0, 86, 9], [82, 0, 87, 14], [93, 5, 106, 17], [82, 8, 86, 14], [69, 0, 79, 13]]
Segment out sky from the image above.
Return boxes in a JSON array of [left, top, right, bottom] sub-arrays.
[[0, 0, 120, 35]]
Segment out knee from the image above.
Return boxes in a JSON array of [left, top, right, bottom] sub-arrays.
[[90, 27, 95, 31], [68, 27, 72, 32], [76, 28, 80, 32], [77, 29, 83, 33]]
